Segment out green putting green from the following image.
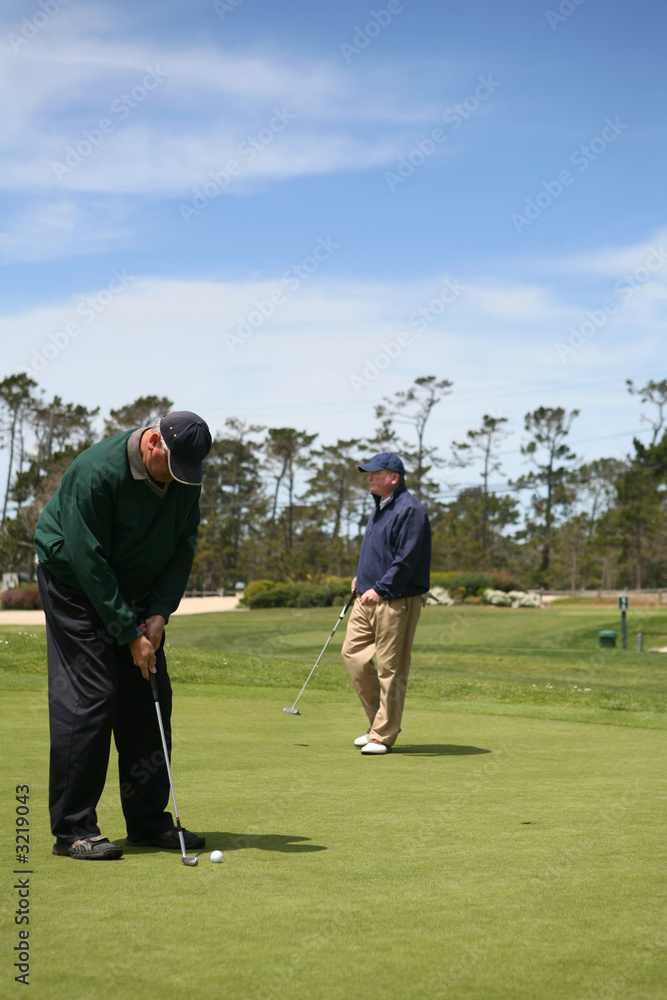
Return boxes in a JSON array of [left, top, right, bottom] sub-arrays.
[[1, 605, 665, 998]]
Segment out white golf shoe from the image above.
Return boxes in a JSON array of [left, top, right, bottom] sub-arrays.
[[361, 741, 390, 755], [354, 734, 371, 747]]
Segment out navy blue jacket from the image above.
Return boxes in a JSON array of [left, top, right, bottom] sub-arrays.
[[355, 484, 431, 599]]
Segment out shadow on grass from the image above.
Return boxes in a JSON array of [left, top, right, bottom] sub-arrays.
[[392, 744, 491, 756], [123, 833, 327, 854], [215, 832, 327, 853]]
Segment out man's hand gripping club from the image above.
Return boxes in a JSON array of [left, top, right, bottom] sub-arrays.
[[129, 614, 167, 680]]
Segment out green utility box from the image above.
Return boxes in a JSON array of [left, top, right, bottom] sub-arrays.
[[598, 630, 617, 648]]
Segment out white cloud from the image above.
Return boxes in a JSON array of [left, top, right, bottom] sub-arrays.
[[0, 266, 661, 409], [542, 229, 667, 278], [0, 11, 453, 196], [0, 197, 133, 261], [463, 283, 570, 322], [0, 266, 660, 502]]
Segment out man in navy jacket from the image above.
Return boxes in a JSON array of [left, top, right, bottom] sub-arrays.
[[342, 453, 431, 755]]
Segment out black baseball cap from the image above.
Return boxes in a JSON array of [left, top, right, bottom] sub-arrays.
[[358, 452, 405, 476], [160, 411, 212, 486]]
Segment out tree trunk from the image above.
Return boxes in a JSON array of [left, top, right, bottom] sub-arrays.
[[287, 469, 294, 550], [1, 411, 19, 522], [598, 556, 608, 597], [635, 535, 643, 590], [481, 490, 488, 552], [271, 474, 282, 524], [540, 542, 550, 572], [332, 472, 345, 541]]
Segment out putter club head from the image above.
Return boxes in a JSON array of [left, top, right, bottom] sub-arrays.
[[283, 707, 300, 715], [182, 855, 198, 866]]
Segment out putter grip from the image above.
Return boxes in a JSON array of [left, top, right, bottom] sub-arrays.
[[150, 673, 159, 701]]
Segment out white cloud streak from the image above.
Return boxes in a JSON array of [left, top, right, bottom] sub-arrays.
[[0, 10, 451, 196], [0, 262, 659, 496], [0, 255, 663, 409]]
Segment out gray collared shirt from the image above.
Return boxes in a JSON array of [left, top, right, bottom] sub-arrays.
[[379, 491, 395, 510], [127, 427, 170, 497]]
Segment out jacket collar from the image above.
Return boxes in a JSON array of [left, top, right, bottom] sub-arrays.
[[371, 482, 407, 510]]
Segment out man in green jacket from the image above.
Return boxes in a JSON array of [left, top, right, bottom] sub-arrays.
[[35, 411, 212, 860]]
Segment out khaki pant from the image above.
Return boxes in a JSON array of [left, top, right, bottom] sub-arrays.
[[341, 595, 422, 746]]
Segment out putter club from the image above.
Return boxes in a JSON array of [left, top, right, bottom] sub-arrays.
[[283, 591, 356, 715], [150, 673, 198, 867]]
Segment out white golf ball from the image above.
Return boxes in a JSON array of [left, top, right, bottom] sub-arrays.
[[210, 850, 224, 863]]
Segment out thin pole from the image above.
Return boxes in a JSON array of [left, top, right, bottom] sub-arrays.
[[284, 591, 356, 714], [150, 673, 196, 864]]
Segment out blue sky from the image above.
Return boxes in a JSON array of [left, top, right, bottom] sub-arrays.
[[1, 0, 666, 497]]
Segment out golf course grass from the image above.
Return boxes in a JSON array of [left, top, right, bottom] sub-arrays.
[[1, 603, 665, 998]]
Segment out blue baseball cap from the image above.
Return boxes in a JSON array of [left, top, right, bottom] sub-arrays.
[[160, 411, 212, 485], [358, 452, 405, 475]]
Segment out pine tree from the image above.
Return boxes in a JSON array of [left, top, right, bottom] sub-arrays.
[[512, 406, 579, 580]]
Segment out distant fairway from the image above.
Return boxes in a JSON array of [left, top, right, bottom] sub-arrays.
[[1, 604, 665, 999]]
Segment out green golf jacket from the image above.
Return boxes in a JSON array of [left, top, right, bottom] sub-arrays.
[[34, 429, 201, 646]]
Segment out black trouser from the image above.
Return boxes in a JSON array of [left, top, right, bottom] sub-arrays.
[[37, 566, 173, 844]]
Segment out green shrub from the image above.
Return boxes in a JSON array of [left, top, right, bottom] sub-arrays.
[[243, 580, 276, 601], [434, 572, 494, 598], [295, 584, 335, 608], [248, 585, 300, 609], [430, 571, 464, 588], [246, 578, 351, 609], [323, 575, 354, 596]]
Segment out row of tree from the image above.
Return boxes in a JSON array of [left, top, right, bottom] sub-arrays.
[[1, 372, 666, 591]]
